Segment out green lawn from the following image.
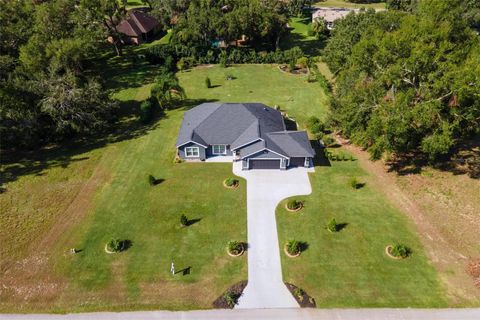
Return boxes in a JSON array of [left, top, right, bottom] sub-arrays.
[[276, 153, 447, 307], [177, 64, 330, 127], [314, 0, 386, 9], [281, 17, 326, 56]]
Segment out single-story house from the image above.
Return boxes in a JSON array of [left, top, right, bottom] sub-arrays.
[[176, 103, 315, 170], [312, 7, 386, 30], [312, 7, 357, 30], [116, 10, 160, 45]]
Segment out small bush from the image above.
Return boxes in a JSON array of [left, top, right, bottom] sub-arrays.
[[107, 238, 123, 252], [327, 218, 338, 232], [205, 76, 211, 88], [180, 214, 188, 227], [140, 100, 153, 123], [224, 178, 238, 187], [293, 287, 304, 300], [225, 73, 234, 80], [322, 135, 336, 147], [288, 59, 296, 71], [148, 174, 156, 186], [224, 291, 237, 307], [227, 240, 243, 255], [349, 177, 359, 189], [286, 239, 300, 255], [391, 244, 411, 258], [287, 199, 302, 210], [296, 56, 308, 69]]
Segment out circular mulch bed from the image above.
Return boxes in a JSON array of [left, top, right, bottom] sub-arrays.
[[284, 245, 301, 258], [285, 202, 303, 212], [278, 65, 309, 75], [227, 244, 245, 257], [285, 283, 316, 308], [212, 280, 248, 309], [385, 245, 406, 260], [223, 180, 239, 189], [104, 242, 124, 254]]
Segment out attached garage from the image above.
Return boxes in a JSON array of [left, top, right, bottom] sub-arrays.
[[249, 159, 281, 169], [289, 157, 306, 167]]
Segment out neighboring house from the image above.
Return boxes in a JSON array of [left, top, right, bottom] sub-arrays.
[[312, 7, 386, 30], [116, 10, 160, 45], [176, 103, 315, 170], [312, 7, 357, 30]]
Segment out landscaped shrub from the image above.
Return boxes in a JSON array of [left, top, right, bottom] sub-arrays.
[[225, 73, 235, 80], [288, 59, 296, 72], [322, 135, 336, 147], [326, 218, 338, 232], [224, 178, 239, 187], [390, 244, 412, 258], [296, 56, 308, 69], [205, 76, 211, 88], [140, 100, 154, 123], [287, 199, 302, 210], [224, 291, 237, 307], [227, 240, 243, 255], [107, 238, 123, 253], [180, 214, 188, 227], [148, 174, 156, 186], [349, 177, 359, 189], [293, 287, 305, 300], [286, 239, 301, 255]]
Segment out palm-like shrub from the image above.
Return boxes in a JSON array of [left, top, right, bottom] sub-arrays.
[[107, 238, 123, 252], [286, 239, 300, 255], [140, 100, 153, 123], [224, 178, 239, 187], [180, 214, 188, 227], [349, 177, 359, 189], [390, 244, 411, 258], [205, 76, 211, 88], [148, 174, 156, 186], [224, 291, 237, 307], [287, 199, 302, 210], [327, 218, 338, 232], [227, 240, 243, 255]]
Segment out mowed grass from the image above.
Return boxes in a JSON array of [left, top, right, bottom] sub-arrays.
[[314, 0, 386, 9], [276, 153, 447, 307], [177, 64, 330, 126], [51, 106, 247, 310]]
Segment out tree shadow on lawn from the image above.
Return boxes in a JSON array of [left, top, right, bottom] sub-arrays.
[[336, 223, 348, 232], [280, 31, 326, 57], [0, 98, 213, 188], [186, 218, 202, 226], [386, 135, 480, 179]]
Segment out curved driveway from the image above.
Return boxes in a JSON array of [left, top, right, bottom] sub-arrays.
[[233, 162, 314, 308]]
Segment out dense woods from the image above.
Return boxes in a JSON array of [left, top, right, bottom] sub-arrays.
[[324, 0, 480, 161], [1, 0, 479, 164]]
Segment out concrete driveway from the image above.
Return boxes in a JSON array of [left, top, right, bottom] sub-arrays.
[[233, 162, 313, 309]]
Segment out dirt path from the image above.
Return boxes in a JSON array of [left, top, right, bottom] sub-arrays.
[[339, 140, 479, 305]]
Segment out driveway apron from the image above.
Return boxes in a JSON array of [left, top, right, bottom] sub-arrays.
[[233, 162, 313, 308]]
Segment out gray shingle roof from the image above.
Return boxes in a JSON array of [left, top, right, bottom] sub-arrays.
[[176, 102, 315, 158]]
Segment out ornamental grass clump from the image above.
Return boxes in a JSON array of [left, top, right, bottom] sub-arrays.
[[390, 244, 412, 258], [286, 239, 301, 256], [107, 238, 123, 253], [180, 214, 188, 227], [224, 291, 237, 307], [287, 199, 302, 211], [326, 218, 338, 232], [224, 178, 239, 187], [227, 240, 243, 255]]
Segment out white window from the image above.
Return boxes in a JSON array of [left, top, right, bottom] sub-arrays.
[[185, 146, 200, 157], [212, 145, 227, 155]]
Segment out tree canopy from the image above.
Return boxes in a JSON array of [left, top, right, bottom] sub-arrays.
[[325, 0, 480, 161]]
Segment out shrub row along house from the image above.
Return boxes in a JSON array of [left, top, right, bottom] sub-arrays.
[[176, 103, 315, 170]]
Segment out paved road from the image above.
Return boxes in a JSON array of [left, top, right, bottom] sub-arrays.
[[2, 308, 480, 320], [233, 162, 313, 308]]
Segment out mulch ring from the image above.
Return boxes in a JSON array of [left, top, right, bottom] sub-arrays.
[[278, 65, 308, 75], [223, 180, 239, 189], [212, 280, 248, 309], [385, 245, 405, 260], [466, 259, 480, 289], [285, 283, 316, 308], [285, 202, 303, 212]]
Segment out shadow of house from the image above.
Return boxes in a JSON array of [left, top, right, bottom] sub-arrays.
[[311, 140, 331, 167]]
